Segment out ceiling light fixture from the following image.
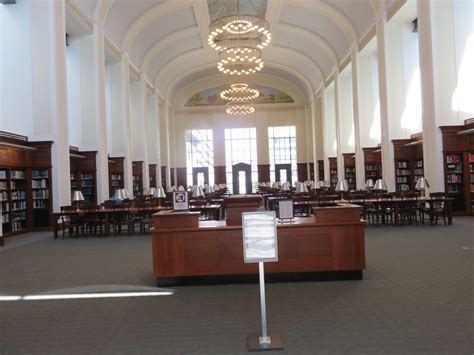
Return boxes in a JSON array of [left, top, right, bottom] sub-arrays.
[[217, 46, 264, 76], [220, 83, 260, 102], [226, 101, 255, 115]]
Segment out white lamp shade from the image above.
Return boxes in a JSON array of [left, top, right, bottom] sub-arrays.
[[310, 181, 321, 190], [272, 182, 279, 189], [335, 180, 348, 192], [205, 185, 215, 193], [213, 184, 219, 191], [113, 189, 125, 200], [374, 179, 387, 190], [177, 185, 185, 191], [166, 185, 176, 193], [365, 179, 374, 189], [324, 180, 331, 188], [192, 185, 205, 198], [304, 180, 312, 187], [154, 187, 166, 198], [415, 177, 430, 190], [295, 182, 308, 193], [148, 187, 157, 196], [72, 190, 85, 202], [123, 189, 131, 199], [343, 180, 349, 191], [143, 188, 149, 195], [281, 182, 291, 191]]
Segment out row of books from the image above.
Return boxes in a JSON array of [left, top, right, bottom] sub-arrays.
[[32, 179, 48, 189]]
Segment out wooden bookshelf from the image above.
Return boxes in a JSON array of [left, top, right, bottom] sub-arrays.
[[149, 164, 157, 188], [161, 166, 166, 188], [343, 153, 356, 190], [363, 147, 382, 184], [440, 119, 474, 214], [70, 148, 97, 204], [0, 131, 53, 239], [108, 156, 124, 196], [132, 161, 143, 196], [392, 134, 424, 192], [328, 157, 337, 188]]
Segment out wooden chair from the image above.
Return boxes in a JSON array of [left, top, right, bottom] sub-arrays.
[[420, 192, 448, 225]]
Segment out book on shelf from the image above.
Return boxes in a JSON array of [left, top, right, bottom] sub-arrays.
[[396, 169, 411, 176], [396, 161, 408, 168], [446, 154, 462, 163], [32, 169, 48, 178], [10, 170, 25, 179], [0, 170, 6, 179], [32, 179, 48, 189], [414, 160, 423, 168], [81, 173, 94, 180]]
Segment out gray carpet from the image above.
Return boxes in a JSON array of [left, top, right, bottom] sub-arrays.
[[0, 218, 473, 354]]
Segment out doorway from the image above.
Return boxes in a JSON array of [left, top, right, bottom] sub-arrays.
[[232, 163, 252, 195], [275, 164, 292, 184], [192, 167, 209, 186]]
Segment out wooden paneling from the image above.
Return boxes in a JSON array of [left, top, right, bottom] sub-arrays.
[[161, 166, 166, 187], [176, 167, 187, 187], [223, 195, 262, 225], [297, 163, 308, 182], [153, 211, 200, 229], [214, 166, 226, 184], [318, 160, 324, 180], [257, 164, 270, 182], [309, 162, 314, 180]]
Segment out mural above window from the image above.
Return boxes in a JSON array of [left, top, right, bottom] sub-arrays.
[[185, 85, 293, 107]]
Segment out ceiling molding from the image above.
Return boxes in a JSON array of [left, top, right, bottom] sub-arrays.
[[278, 23, 339, 65], [94, 0, 114, 27], [358, 24, 376, 52], [265, 0, 283, 43], [191, 0, 211, 48], [285, 0, 357, 45], [369, 0, 381, 16], [122, 0, 198, 52], [387, 0, 407, 22], [271, 45, 324, 82], [141, 26, 198, 74], [164, 61, 314, 103], [66, 0, 93, 30], [172, 73, 306, 108]]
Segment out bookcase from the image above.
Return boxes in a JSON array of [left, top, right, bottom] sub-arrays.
[[392, 134, 424, 192], [161, 166, 167, 188], [0, 132, 53, 239], [328, 157, 337, 188], [440, 119, 474, 214], [363, 147, 382, 184], [343, 153, 356, 190], [132, 161, 143, 196], [149, 164, 157, 188], [108, 156, 124, 196], [69, 148, 97, 204]]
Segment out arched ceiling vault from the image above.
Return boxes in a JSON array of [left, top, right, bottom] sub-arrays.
[[74, 0, 381, 106]]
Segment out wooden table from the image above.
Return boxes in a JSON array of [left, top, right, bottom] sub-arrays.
[[152, 204, 366, 286]]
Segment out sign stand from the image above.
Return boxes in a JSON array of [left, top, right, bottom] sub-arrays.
[[242, 211, 283, 352]]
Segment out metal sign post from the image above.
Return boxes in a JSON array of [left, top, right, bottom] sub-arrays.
[[242, 212, 283, 351]]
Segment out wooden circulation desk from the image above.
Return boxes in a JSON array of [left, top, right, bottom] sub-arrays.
[[152, 204, 366, 286]]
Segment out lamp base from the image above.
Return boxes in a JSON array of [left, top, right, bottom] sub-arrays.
[[247, 333, 283, 351]]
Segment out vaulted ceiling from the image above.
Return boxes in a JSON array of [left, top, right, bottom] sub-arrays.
[[71, 0, 399, 105]]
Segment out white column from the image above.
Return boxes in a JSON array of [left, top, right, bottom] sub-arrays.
[[334, 72, 344, 181], [49, 0, 71, 211], [310, 97, 319, 181], [120, 55, 133, 194], [164, 105, 171, 187], [376, 16, 395, 191], [93, 24, 109, 202], [320, 91, 329, 181], [351, 49, 365, 190], [154, 91, 162, 187], [417, 0, 444, 192]]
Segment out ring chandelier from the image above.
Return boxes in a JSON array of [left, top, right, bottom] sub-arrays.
[[220, 83, 260, 102], [208, 14, 272, 52], [217, 46, 263, 76], [226, 101, 255, 115]]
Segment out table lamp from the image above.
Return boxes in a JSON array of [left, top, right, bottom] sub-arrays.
[[113, 189, 125, 201], [310, 181, 321, 190], [365, 179, 374, 191], [153, 186, 166, 198], [72, 190, 84, 210], [205, 185, 215, 194], [166, 185, 176, 193], [335, 180, 348, 199], [148, 187, 157, 196], [177, 185, 185, 191], [143, 187, 149, 196], [281, 182, 291, 191], [295, 182, 308, 194], [213, 184, 219, 192], [415, 177, 430, 197], [191, 185, 205, 198], [374, 179, 387, 192]]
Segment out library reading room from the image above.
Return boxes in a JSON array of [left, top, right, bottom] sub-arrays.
[[0, 0, 473, 353]]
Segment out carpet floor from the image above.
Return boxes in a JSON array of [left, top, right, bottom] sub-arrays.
[[0, 217, 473, 354]]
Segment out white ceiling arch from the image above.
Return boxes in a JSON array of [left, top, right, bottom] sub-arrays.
[[165, 61, 315, 106], [154, 46, 321, 99], [284, 0, 357, 44], [121, 0, 205, 52], [173, 73, 306, 108]]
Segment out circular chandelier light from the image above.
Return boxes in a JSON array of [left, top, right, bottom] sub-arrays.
[[217, 46, 263, 75], [226, 101, 255, 115], [220, 83, 260, 102], [208, 14, 272, 52]]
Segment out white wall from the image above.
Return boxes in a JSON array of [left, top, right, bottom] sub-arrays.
[[339, 69, 354, 153], [324, 84, 337, 158]]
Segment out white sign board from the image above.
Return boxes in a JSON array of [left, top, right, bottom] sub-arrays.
[[278, 200, 293, 220], [242, 212, 278, 263], [172, 191, 189, 211]]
